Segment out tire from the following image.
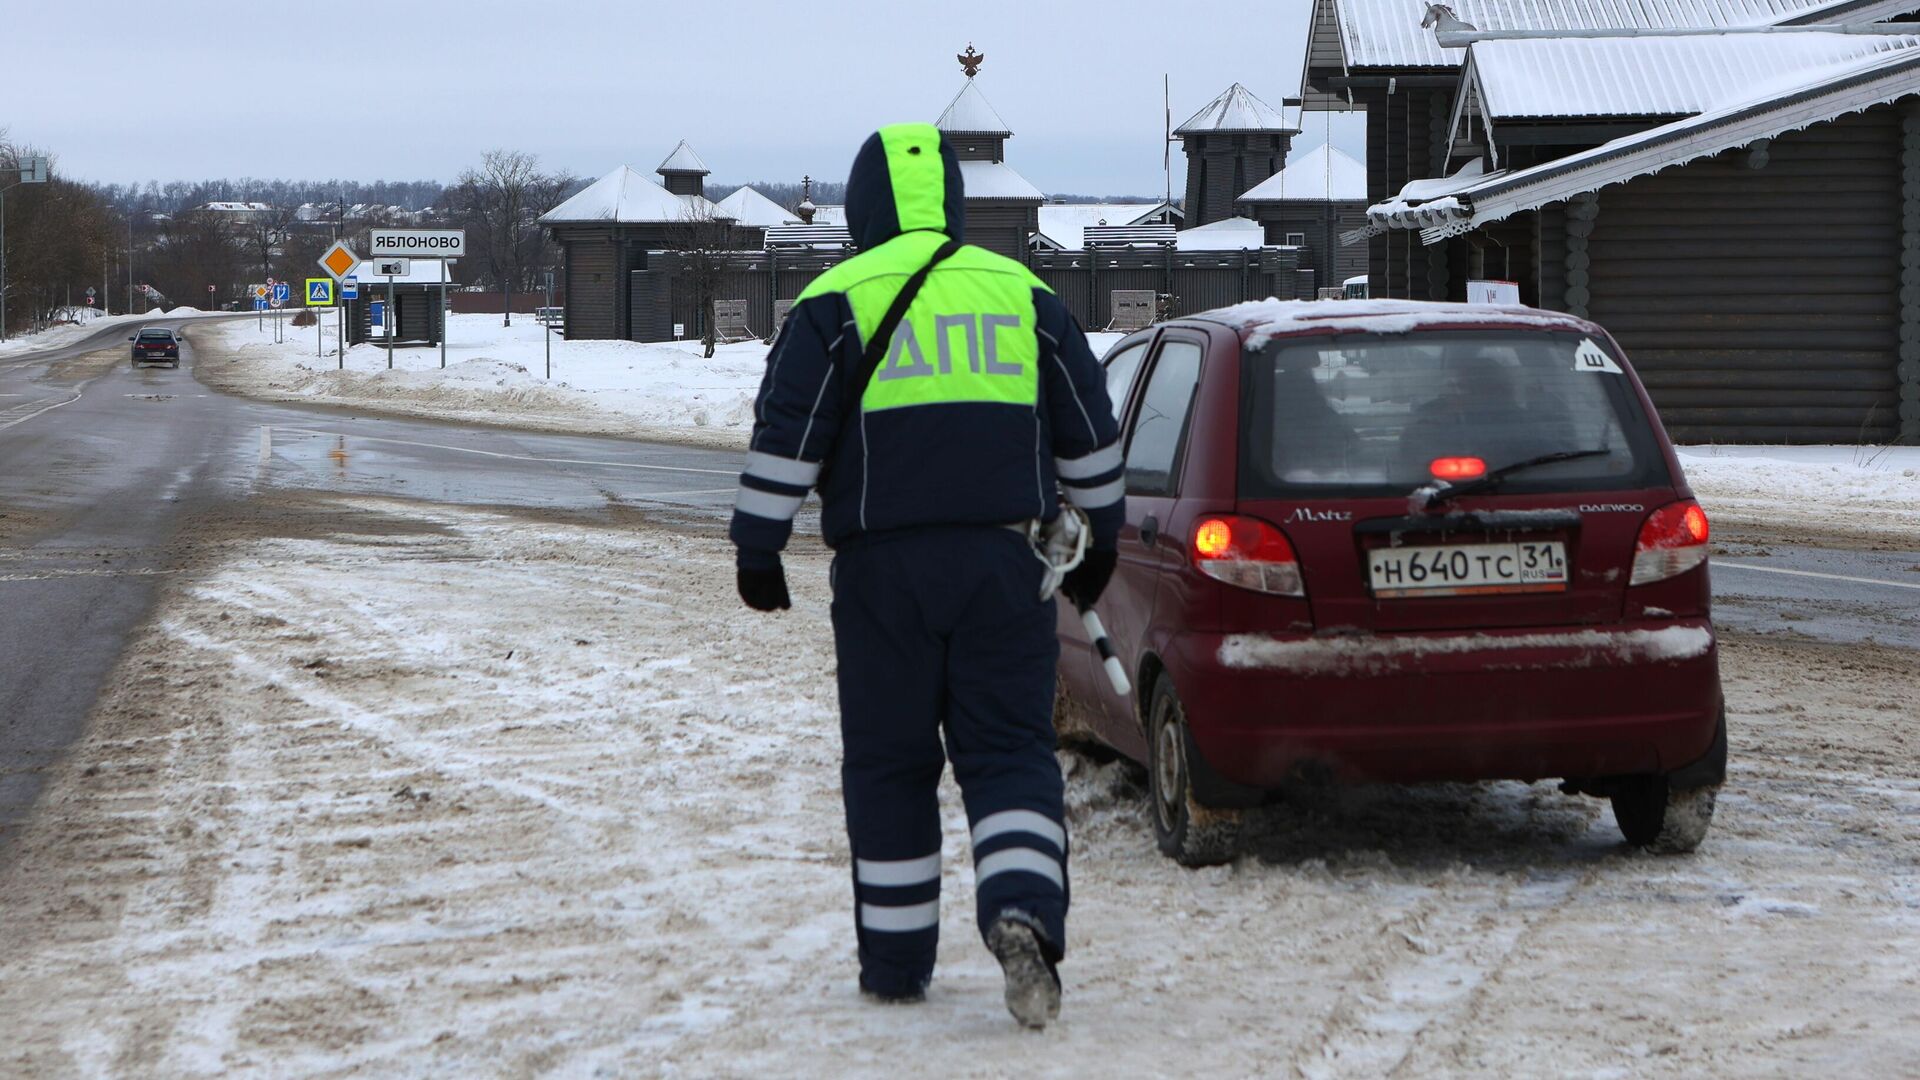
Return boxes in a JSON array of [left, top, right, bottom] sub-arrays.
[[1611, 776, 1718, 853], [1146, 674, 1242, 867]]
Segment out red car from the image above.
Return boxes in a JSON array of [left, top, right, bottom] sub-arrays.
[[1054, 300, 1725, 865]]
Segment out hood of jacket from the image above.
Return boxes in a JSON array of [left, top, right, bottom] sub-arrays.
[[844, 122, 966, 250]]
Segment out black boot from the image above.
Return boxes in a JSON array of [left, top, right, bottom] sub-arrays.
[[986, 913, 1061, 1029]]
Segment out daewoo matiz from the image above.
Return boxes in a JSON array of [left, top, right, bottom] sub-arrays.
[[1053, 299, 1725, 865]]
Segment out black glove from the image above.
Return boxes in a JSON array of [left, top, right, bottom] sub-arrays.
[[1060, 548, 1117, 610], [737, 550, 791, 612]]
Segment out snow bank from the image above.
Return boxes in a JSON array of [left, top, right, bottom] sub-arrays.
[[205, 316, 1131, 449], [1678, 444, 1920, 541], [1220, 625, 1714, 675]]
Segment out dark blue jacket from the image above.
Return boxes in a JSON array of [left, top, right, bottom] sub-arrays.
[[730, 123, 1123, 564]]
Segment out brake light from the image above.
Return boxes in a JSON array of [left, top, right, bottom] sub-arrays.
[[1190, 515, 1304, 596], [1429, 456, 1486, 481], [1631, 500, 1710, 585]]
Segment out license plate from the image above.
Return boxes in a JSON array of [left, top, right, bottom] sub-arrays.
[[1369, 541, 1568, 598]]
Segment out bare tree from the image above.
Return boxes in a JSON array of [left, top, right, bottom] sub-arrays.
[[450, 150, 557, 326], [663, 207, 740, 359]]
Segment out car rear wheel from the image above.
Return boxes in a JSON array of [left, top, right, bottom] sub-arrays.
[[1611, 776, 1717, 853], [1147, 675, 1242, 867]]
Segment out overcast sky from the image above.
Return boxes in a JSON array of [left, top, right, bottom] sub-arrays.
[[8, 0, 1362, 196]]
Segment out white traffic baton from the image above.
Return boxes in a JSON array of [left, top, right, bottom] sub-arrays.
[[1027, 507, 1131, 697], [1080, 608, 1132, 696]]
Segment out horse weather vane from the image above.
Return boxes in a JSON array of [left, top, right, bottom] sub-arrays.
[[958, 43, 985, 78]]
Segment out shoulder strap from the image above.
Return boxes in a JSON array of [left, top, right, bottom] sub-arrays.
[[844, 238, 963, 412]]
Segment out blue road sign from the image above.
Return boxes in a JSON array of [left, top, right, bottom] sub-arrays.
[[342, 275, 359, 300], [254, 298, 269, 311], [271, 282, 291, 304], [306, 279, 334, 305]]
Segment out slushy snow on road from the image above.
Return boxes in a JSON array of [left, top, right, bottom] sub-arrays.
[[0, 493, 1913, 1076]]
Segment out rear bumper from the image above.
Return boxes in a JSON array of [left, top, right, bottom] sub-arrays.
[[1170, 620, 1722, 787]]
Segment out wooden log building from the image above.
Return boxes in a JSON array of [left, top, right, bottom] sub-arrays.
[[1306, 0, 1920, 442]]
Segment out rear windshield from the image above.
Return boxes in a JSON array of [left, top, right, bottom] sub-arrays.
[[1240, 330, 1668, 498], [138, 330, 173, 341]]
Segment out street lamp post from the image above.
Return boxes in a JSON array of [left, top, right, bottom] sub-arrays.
[[0, 156, 51, 343]]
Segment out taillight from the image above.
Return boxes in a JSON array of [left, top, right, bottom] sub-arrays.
[[1190, 515, 1304, 596], [1631, 500, 1710, 586]]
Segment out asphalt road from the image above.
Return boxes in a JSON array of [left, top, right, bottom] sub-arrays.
[[1, 318, 1915, 845], [0, 317, 741, 843]]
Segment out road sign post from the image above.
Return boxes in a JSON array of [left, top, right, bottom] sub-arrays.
[[0, 155, 51, 343], [318, 244, 360, 369], [387, 273, 396, 371]]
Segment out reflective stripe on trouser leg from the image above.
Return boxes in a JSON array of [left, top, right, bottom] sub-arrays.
[[941, 532, 1069, 956], [832, 537, 949, 997]]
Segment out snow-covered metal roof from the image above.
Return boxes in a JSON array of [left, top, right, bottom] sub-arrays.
[[1175, 217, 1268, 251], [1239, 143, 1369, 202], [1335, 0, 1863, 69], [539, 165, 723, 225], [809, 204, 848, 227], [1363, 39, 1920, 240], [958, 159, 1045, 201], [937, 80, 1012, 135], [1175, 83, 1300, 133], [657, 140, 710, 174], [1033, 203, 1170, 250], [1468, 30, 1920, 118], [714, 186, 798, 228]]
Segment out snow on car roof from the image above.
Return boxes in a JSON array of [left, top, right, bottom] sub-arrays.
[[1201, 297, 1593, 348], [1468, 30, 1920, 119]]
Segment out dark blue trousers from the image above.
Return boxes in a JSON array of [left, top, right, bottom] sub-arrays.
[[829, 526, 1068, 998]]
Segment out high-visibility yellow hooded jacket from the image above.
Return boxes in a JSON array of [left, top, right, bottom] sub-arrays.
[[730, 123, 1124, 560]]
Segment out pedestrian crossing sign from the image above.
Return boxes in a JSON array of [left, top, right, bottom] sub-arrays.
[[305, 278, 335, 306]]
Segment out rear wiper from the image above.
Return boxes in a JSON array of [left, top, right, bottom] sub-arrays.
[[1424, 448, 1613, 509]]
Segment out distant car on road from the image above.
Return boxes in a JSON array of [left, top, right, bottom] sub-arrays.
[[1057, 299, 1725, 865], [129, 327, 181, 368]]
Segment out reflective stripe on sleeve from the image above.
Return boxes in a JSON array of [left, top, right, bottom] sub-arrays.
[[859, 900, 940, 932], [743, 450, 822, 488], [975, 847, 1065, 890], [970, 809, 1067, 851], [855, 853, 941, 888], [734, 484, 806, 521], [1063, 475, 1125, 510], [1054, 443, 1122, 481]]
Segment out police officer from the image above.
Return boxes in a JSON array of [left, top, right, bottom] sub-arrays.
[[729, 122, 1124, 1028]]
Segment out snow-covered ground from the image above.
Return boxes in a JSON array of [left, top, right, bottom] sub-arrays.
[[198, 316, 1128, 450], [1678, 444, 1920, 543], [0, 495, 1913, 1076], [0, 308, 202, 357]]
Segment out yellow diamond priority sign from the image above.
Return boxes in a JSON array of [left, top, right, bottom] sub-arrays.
[[318, 241, 360, 281]]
